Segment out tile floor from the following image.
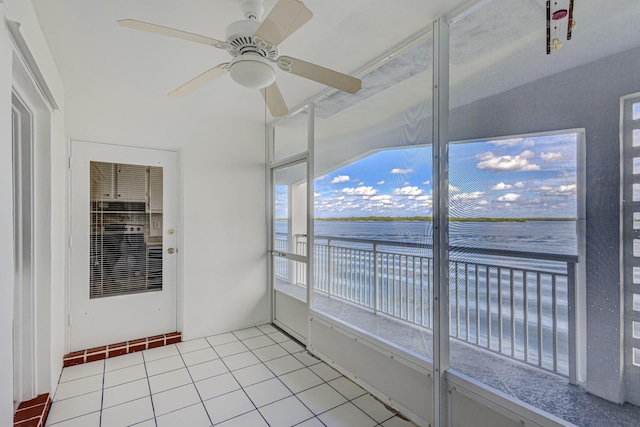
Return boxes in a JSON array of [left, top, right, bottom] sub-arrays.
[[45, 324, 416, 427]]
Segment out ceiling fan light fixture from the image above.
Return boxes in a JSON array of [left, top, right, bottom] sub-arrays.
[[229, 54, 277, 89]]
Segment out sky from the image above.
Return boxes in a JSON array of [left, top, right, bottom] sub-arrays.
[[300, 133, 578, 219]]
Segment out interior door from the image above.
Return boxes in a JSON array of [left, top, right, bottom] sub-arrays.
[[69, 140, 177, 351], [272, 160, 309, 342]]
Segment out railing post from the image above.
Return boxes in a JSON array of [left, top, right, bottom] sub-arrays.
[[328, 239, 333, 297], [568, 261, 577, 385], [374, 243, 379, 313]]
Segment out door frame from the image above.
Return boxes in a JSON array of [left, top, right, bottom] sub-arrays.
[[67, 139, 181, 352]]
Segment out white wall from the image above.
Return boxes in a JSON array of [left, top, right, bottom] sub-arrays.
[[0, 4, 15, 423], [62, 74, 269, 341], [1, 0, 66, 424]]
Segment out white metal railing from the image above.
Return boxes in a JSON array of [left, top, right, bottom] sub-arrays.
[[274, 232, 578, 382]]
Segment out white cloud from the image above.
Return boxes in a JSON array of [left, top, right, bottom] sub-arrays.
[[342, 186, 378, 196], [394, 186, 424, 197], [490, 182, 513, 190], [496, 193, 521, 202], [314, 192, 320, 197], [423, 181, 431, 185], [515, 181, 525, 188], [449, 184, 461, 193], [451, 191, 485, 200], [390, 168, 414, 174], [377, 180, 385, 185], [331, 175, 350, 184], [476, 150, 541, 172], [541, 152, 563, 162], [358, 182, 365, 186], [369, 195, 393, 201]]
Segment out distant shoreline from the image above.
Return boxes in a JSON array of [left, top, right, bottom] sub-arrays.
[[276, 217, 576, 222]]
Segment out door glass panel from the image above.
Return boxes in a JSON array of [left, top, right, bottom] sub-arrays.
[[634, 129, 640, 147], [633, 103, 640, 120], [273, 161, 308, 302], [90, 161, 163, 298]]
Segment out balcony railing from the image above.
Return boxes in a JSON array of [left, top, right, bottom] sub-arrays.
[[274, 233, 578, 383]]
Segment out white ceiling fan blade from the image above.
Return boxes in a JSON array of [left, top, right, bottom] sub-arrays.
[[277, 56, 362, 94], [118, 19, 228, 49], [260, 82, 288, 117], [168, 63, 230, 98], [254, 0, 313, 46]]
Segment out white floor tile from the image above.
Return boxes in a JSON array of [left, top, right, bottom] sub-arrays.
[[267, 331, 291, 343], [101, 396, 154, 427], [203, 389, 255, 424], [352, 394, 396, 423], [130, 420, 156, 427], [381, 415, 418, 426], [216, 409, 268, 427], [253, 344, 289, 362], [244, 378, 292, 407], [241, 335, 276, 350], [295, 418, 326, 427], [223, 351, 261, 371], [264, 354, 305, 376], [232, 327, 263, 340], [152, 383, 201, 416], [46, 391, 102, 424], [257, 324, 278, 334], [148, 368, 193, 394], [176, 338, 211, 354], [279, 367, 324, 394], [293, 352, 322, 367], [104, 363, 147, 388], [259, 395, 314, 427], [310, 363, 342, 382], [206, 332, 238, 347], [181, 347, 219, 366], [232, 363, 275, 387], [195, 372, 241, 400], [327, 377, 366, 400], [297, 383, 348, 415], [279, 339, 305, 354], [213, 341, 249, 357], [53, 374, 103, 401], [156, 403, 212, 427], [146, 354, 185, 376], [188, 358, 229, 382], [142, 344, 179, 362], [105, 351, 144, 372], [45, 410, 100, 427], [318, 402, 377, 427], [103, 379, 150, 409], [59, 360, 104, 383]]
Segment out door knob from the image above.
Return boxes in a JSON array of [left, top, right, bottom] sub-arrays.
[[167, 248, 175, 254]]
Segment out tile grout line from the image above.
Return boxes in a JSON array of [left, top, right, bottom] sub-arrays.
[[175, 341, 217, 426], [140, 350, 160, 427], [218, 330, 271, 426]]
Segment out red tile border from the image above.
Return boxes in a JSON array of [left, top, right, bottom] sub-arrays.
[[62, 332, 182, 367], [14, 393, 50, 427]]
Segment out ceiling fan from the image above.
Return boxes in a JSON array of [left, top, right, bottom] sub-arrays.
[[118, 0, 362, 117]]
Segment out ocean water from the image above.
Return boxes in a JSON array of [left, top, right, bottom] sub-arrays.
[[311, 220, 577, 255]]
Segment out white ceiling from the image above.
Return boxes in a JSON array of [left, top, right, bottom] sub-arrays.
[[29, 0, 640, 130], [30, 0, 471, 124]]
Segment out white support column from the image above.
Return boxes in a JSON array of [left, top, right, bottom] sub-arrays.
[[431, 16, 450, 427], [307, 103, 315, 341]]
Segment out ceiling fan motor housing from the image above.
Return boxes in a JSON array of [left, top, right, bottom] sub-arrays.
[[225, 19, 278, 60]]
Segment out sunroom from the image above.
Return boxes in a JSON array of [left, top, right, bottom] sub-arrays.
[[2, 0, 640, 426]]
